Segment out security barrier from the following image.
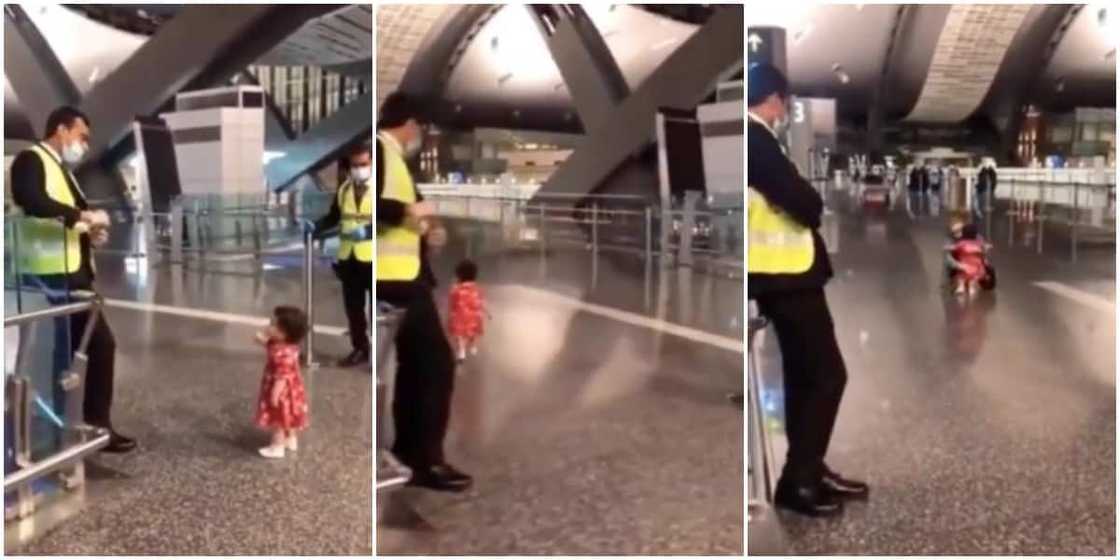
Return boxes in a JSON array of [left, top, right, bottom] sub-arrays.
[[375, 307, 410, 493], [747, 316, 776, 522], [424, 192, 744, 278], [4, 217, 111, 550]]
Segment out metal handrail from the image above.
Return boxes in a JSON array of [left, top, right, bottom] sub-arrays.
[[3, 427, 111, 492], [3, 300, 95, 327], [747, 316, 776, 511]]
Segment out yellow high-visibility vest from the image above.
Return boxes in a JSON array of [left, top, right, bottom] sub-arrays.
[[376, 133, 421, 281], [747, 187, 814, 274], [17, 145, 83, 275], [337, 178, 373, 263]]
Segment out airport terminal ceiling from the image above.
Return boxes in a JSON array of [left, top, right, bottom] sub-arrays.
[[4, 3, 371, 141], [749, 3, 1116, 124], [378, 4, 724, 133]]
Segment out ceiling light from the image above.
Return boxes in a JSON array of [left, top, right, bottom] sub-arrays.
[[792, 22, 815, 45]]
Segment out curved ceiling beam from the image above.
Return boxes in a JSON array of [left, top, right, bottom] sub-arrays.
[[538, 5, 742, 197], [376, 4, 460, 108], [525, 5, 630, 132], [4, 5, 82, 137], [904, 4, 1033, 123]]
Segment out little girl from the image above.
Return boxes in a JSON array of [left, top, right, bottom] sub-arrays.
[[948, 223, 988, 296], [254, 306, 310, 458], [448, 259, 488, 362]]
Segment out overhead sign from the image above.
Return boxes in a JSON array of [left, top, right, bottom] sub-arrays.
[[746, 26, 786, 75]]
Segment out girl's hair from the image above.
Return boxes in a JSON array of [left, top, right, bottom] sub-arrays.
[[273, 306, 309, 343], [455, 259, 478, 282], [961, 223, 979, 240]]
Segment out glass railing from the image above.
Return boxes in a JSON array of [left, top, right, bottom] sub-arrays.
[[423, 191, 744, 277], [4, 215, 110, 525]]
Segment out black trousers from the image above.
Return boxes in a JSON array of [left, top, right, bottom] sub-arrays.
[[337, 258, 372, 352], [755, 288, 847, 485], [379, 281, 455, 469], [31, 274, 117, 429]]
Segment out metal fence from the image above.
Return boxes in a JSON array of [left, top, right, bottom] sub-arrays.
[[425, 192, 744, 277]]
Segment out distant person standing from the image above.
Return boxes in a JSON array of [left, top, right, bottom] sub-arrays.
[[976, 160, 997, 220], [907, 162, 928, 218], [746, 64, 867, 518], [376, 92, 471, 492], [10, 106, 136, 453], [314, 141, 375, 367], [926, 162, 943, 217]]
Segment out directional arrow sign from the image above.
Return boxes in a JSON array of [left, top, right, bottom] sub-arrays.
[[748, 33, 763, 52]]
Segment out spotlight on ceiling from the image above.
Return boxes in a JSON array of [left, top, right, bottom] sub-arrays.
[[1054, 77, 1066, 92], [792, 22, 815, 45], [831, 63, 850, 84]]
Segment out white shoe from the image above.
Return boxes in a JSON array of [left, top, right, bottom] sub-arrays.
[[469, 346, 478, 356], [286, 437, 298, 452], [259, 445, 285, 459]]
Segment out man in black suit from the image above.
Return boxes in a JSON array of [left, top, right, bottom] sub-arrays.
[[747, 63, 867, 517], [10, 106, 136, 453]]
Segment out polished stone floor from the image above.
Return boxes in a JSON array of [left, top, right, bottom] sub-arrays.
[[10, 252, 372, 555], [749, 203, 1115, 555], [377, 221, 744, 555]]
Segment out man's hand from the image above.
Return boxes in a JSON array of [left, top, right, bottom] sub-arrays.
[[81, 210, 110, 228], [407, 201, 434, 220], [426, 224, 448, 248], [91, 227, 110, 248]]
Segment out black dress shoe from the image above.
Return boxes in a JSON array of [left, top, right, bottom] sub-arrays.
[[102, 431, 137, 454], [774, 479, 843, 517], [436, 463, 472, 486], [408, 464, 473, 492], [337, 348, 370, 368], [821, 467, 869, 500]]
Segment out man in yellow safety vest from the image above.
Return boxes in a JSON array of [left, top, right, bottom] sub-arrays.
[[10, 106, 136, 453], [374, 92, 471, 492], [314, 141, 376, 367], [747, 63, 864, 516]]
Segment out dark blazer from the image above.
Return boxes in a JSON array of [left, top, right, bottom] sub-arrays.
[[977, 167, 997, 191], [908, 167, 928, 192], [747, 118, 833, 297]]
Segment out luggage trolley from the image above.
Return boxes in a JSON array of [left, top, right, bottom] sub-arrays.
[[747, 316, 777, 521], [375, 305, 411, 493]]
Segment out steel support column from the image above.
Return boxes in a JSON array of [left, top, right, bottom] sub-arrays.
[[81, 5, 338, 166], [266, 91, 373, 191], [3, 5, 82, 137], [527, 5, 630, 132], [538, 6, 742, 198]]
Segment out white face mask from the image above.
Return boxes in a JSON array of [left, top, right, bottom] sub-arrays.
[[405, 137, 422, 157], [351, 165, 372, 182], [773, 114, 790, 136], [62, 140, 87, 165]]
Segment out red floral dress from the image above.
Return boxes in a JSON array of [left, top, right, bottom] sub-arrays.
[[448, 281, 485, 339], [951, 239, 987, 282], [255, 341, 309, 431]]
